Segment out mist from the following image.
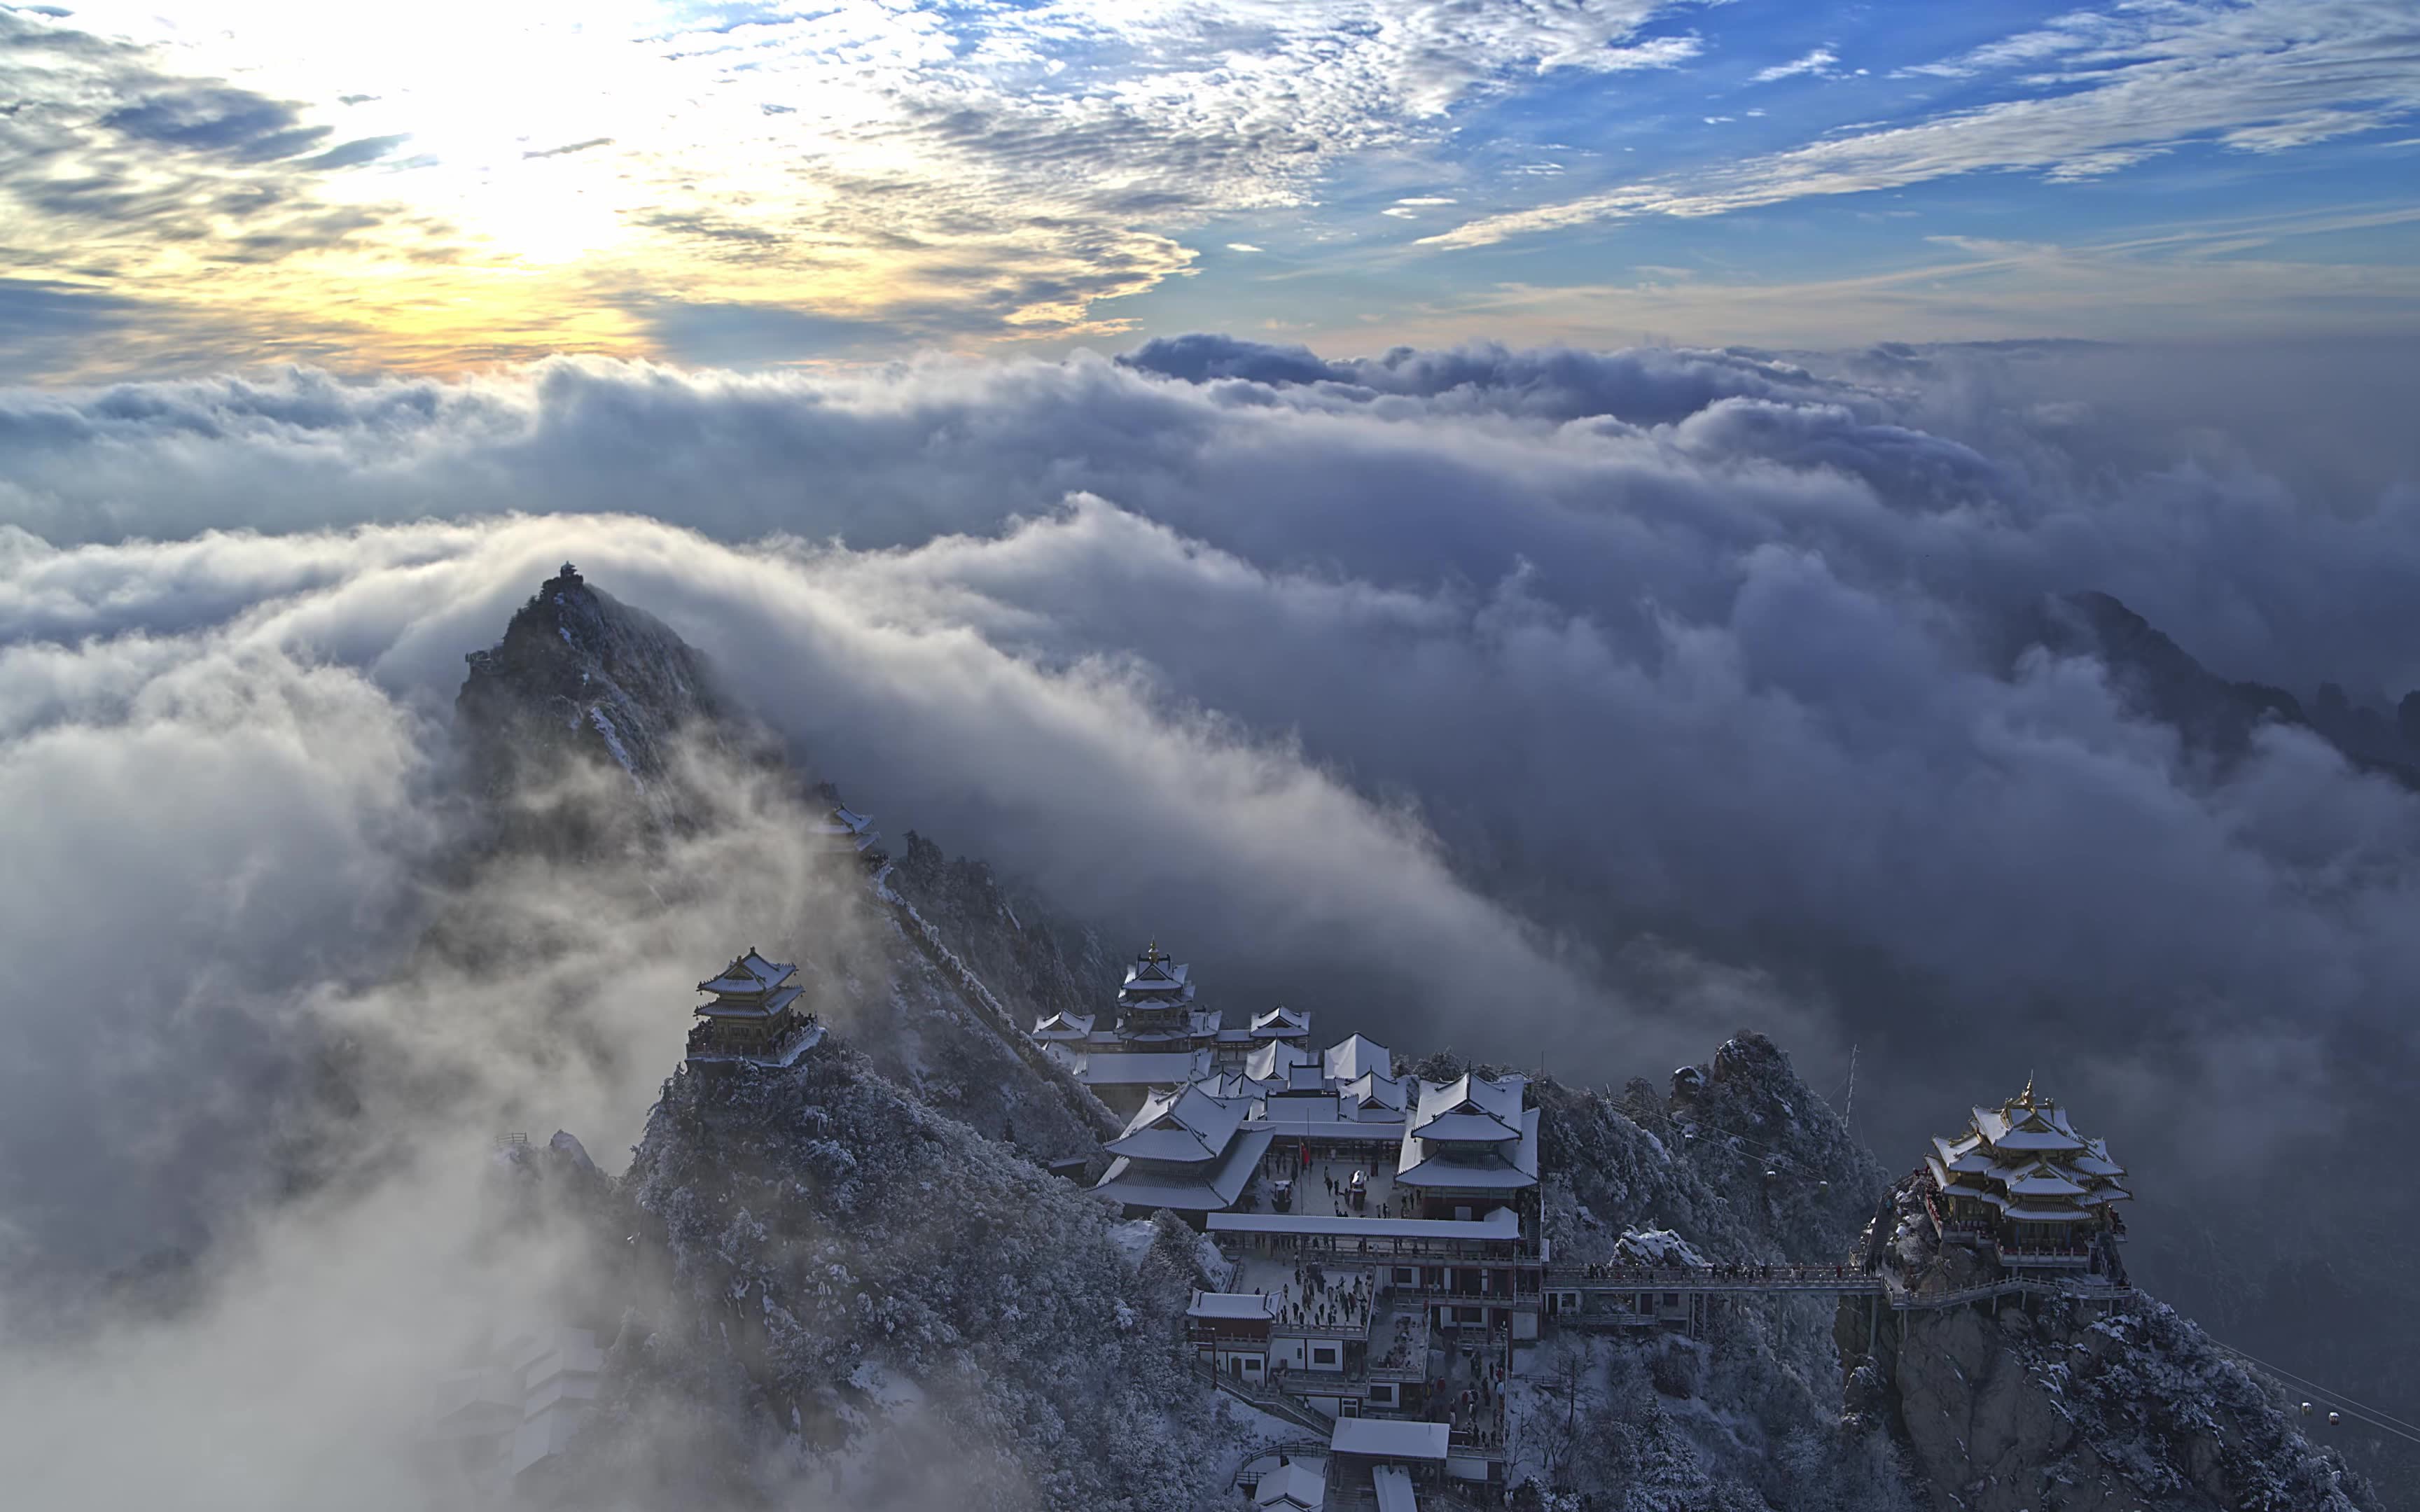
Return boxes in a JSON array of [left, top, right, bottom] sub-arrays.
[[3, 335, 2417, 1502]]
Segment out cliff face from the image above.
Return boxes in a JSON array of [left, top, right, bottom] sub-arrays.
[[1837, 1182, 2381, 1512], [1510, 1036, 1917, 1511], [454, 565, 739, 843], [552, 1037, 1232, 1511]]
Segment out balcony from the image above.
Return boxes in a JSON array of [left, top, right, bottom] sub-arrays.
[[1994, 1243, 2093, 1269]]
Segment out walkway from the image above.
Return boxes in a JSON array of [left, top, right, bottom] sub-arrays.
[[1548, 1263, 2134, 1311]]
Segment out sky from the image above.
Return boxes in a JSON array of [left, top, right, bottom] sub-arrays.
[[3, 0, 2418, 378], [4, 5, 2420, 1503]]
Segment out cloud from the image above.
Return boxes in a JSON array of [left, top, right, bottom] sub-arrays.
[[6, 337, 2420, 1492], [1424, 0, 2420, 248], [0, 1, 1720, 373], [520, 136, 615, 161], [1751, 46, 1837, 85]]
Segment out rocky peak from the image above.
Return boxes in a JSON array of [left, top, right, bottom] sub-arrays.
[[454, 562, 740, 833], [2027, 590, 2420, 786], [2033, 591, 2304, 758], [1840, 1175, 2381, 1512]]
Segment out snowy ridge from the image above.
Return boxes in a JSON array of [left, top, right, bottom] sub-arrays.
[[872, 860, 1122, 1140], [561, 1038, 1238, 1508]]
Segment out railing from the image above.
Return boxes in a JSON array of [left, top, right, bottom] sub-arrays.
[[1994, 1243, 2093, 1265], [1548, 1262, 1877, 1292], [1267, 1322, 1369, 1341], [1191, 1362, 1330, 1433], [1884, 1275, 2135, 1312], [1396, 1284, 1542, 1306]]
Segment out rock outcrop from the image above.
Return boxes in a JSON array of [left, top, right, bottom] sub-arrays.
[[549, 1032, 1233, 1511], [1838, 1180, 2381, 1512]]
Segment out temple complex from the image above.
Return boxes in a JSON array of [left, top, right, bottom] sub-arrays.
[[1921, 1077, 2130, 1275], [684, 948, 820, 1070], [1033, 941, 1316, 1113]]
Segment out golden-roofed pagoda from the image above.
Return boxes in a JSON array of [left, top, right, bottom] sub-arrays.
[[1923, 1077, 2130, 1276]]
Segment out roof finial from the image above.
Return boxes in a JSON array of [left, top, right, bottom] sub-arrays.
[[2017, 1070, 2038, 1108]]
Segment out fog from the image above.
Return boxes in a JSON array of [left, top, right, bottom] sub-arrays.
[[2, 335, 2416, 1502]]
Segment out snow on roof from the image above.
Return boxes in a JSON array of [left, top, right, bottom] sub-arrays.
[[697, 950, 797, 995], [1322, 1033, 1391, 1084], [1251, 1004, 1312, 1036], [1396, 1105, 1541, 1191], [1370, 1463, 1414, 1512], [1347, 1072, 1407, 1112], [1120, 945, 1192, 993], [1206, 1208, 1520, 1242], [1031, 1011, 1095, 1038], [1094, 1129, 1274, 1212], [1246, 1041, 1314, 1083], [1282, 1061, 1328, 1093], [807, 805, 874, 835], [1104, 1082, 1250, 1163], [1256, 1460, 1328, 1511], [2001, 1162, 2089, 1197], [1408, 1072, 1524, 1141], [695, 983, 804, 1020], [1188, 1289, 1281, 1321], [1330, 1418, 1449, 1462]]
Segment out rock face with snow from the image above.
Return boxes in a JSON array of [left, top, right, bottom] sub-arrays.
[[553, 1034, 1233, 1511], [1503, 1036, 1916, 1511], [455, 564, 735, 818], [441, 573, 2378, 1512], [1837, 1179, 2382, 1512]]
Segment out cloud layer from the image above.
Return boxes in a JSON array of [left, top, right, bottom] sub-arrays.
[[4, 335, 2420, 1497]]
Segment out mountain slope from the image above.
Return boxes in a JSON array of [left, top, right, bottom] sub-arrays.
[[553, 1035, 1232, 1511], [1840, 1176, 2381, 1512], [457, 562, 734, 802]]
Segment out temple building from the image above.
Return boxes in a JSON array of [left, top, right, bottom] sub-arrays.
[[685, 949, 820, 1070], [1395, 1072, 1541, 1222], [1922, 1078, 2130, 1274], [1033, 941, 1316, 1112], [809, 804, 881, 859], [1094, 1081, 1273, 1218], [1117, 941, 1206, 1041]]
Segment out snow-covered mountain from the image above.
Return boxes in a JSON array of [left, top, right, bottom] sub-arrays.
[[457, 562, 733, 803], [449, 568, 2377, 1512], [1843, 1175, 2379, 1512]]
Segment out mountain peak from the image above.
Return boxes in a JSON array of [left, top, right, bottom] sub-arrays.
[[454, 564, 728, 799]]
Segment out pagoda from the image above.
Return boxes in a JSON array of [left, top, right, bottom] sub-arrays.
[[685, 948, 817, 1069], [1030, 939, 1319, 1112], [1923, 1077, 2130, 1274], [1115, 941, 1203, 1040]]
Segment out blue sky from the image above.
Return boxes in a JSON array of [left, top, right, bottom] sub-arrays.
[[0, 0, 2414, 377]]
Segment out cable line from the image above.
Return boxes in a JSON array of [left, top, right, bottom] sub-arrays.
[[2204, 1338, 2420, 1448]]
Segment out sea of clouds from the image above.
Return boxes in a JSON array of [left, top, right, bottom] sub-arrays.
[[2, 334, 2416, 1504]]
